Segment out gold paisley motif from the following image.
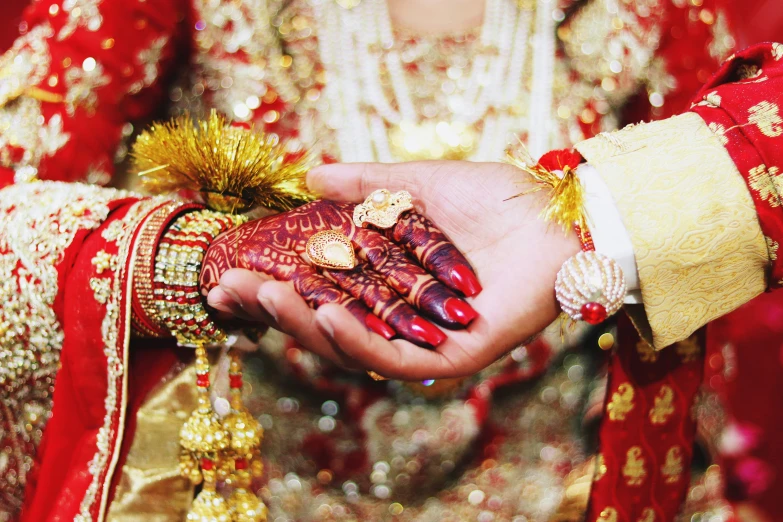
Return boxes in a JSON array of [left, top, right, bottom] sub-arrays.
[[648, 385, 675, 425], [675, 337, 701, 363], [766, 237, 779, 262], [748, 164, 783, 207], [623, 446, 646, 486], [594, 453, 607, 482], [636, 340, 659, 363], [607, 383, 635, 421], [637, 508, 655, 522], [598, 507, 618, 522], [748, 101, 783, 138], [707, 122, 729, 145], [661, 445, 684, 484], [773, 43, 783, 61]]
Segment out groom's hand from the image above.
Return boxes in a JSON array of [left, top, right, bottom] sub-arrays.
[[214, 161, 580, 379]]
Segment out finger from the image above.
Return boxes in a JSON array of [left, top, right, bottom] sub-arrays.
[[207, 286, 256, 322], [386, 211, 482, 297], [287, 264, 397, 341], [315, 304, 469, 381], [352, 228, 478, 329], [218, 269, 277, 324], [324, 267, 446, 348], [308, 162, 434, 202], [256, 281, 362, 369]]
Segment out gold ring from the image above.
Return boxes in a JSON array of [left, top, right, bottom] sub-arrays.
[[353, 189, 414, 229], [306, 230, 357, 270], [367, 371, 389, 382]]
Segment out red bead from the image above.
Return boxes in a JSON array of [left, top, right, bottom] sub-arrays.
[[201, 458, 214, 471], [229, 374, 243, 389], [196, 373, 210, 387], [235, 458, 248, 470], [176, 296, 187, 304], [580, 302, 607, 325]]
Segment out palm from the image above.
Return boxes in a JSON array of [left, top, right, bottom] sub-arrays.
[[307, 161, 581, 378]]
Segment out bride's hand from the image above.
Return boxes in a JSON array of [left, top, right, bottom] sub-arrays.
[[201, 198, 481, 366], [212, 161, 581, 380]]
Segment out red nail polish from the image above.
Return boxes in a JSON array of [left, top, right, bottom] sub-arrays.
[[366, 315, 395, 340], [450, 265, 482, 297], [410, 317, 447, 347], [444, 298, 478, 326]]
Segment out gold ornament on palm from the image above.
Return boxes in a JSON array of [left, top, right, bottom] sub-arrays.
[[131, 110, 314, 214]]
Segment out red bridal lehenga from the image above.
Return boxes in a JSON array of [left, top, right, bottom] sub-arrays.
[[1, 0, 783, 520]]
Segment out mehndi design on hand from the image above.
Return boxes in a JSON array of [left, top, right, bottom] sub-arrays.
[[200, 200, 481, 347]]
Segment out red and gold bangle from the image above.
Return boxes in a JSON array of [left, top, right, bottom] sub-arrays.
[[152, 209, 247, 346], [130, 201, 200, 337]]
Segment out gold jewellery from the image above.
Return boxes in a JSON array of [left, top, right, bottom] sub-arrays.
[[353, 189, 413, 229], [153, 209, 247, 347], [306, 230, 357, 270]]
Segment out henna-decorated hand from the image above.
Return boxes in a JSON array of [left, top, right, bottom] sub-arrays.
[[210, 161, 581, 380], [201, 198, 481, 363]]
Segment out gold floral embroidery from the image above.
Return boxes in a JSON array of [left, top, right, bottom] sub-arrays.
[[77, 198, 166, 521], [649, 385, 675, 425], [598, 507, 618, 522], [708, 122, 729, 145], [594, 453, 607, 482], [748, 101, 783, 138], [661, 445, 684, 484], [89, 277, 112, 304], [129, 37, 170, 95], [636, 340, 659, 363], [707, 10, 735, 62], [766, 237, 779, 262], [748, 164, 783, 207], [623, 446, 646, 486], [0, 24, 53, 107], [0, 182, 123, 517], [695, 91, 722, 109], [676, 337, 701, 363], [637, 508, 656, 522], [91, 250, 118, 274], [773, 43, 783, 61], [607, 383, 635, 421], [58, 0, 105, 41], [64, 61, 111, 116]]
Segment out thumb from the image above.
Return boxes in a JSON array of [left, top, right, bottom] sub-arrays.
[[307, 162, 428, 202]]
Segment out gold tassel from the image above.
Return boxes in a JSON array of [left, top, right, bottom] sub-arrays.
[[131, 110, 315, 214], [180, 344, 232, 520], [505, 142, 588, 236], [224, 350, 267, 521]]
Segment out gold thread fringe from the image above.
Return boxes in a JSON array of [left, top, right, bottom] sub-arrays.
[[131, 110, 315, 214]]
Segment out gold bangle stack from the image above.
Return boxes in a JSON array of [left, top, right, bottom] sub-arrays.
[[153, 209, 247, 347]]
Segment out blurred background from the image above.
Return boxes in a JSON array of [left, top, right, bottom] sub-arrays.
[[2, 0, 780, 62]]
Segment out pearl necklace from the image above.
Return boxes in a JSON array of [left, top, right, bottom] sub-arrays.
[[311, 0, 557, 162]]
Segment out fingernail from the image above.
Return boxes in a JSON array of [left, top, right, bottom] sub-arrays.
[[443, 298, 478, 326], [365, 315, 395, 340], [257, 293, 279, 322], [410, 317, 447, 347], [317, 314, 335, 338], [450, 265, 482, 297]]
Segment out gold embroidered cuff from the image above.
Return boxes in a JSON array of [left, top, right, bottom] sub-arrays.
[[575, 113, 769, 349]]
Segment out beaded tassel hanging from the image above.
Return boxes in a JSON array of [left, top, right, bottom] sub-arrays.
[[180, 344, 232, 521], [224, 350, 267, 522]]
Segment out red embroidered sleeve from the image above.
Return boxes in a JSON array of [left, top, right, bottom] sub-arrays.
[[691, 42, 783, 287], [0, 0, 190, 188]]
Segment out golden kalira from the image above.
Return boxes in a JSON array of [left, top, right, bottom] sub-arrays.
[[131, 110, 315, 214]]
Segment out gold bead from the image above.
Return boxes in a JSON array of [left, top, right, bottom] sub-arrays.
[[598, 333, 615, 351]]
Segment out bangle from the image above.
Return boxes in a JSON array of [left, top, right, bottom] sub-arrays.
[[131, 201, 197, 337], [153, 209, 246, 346]]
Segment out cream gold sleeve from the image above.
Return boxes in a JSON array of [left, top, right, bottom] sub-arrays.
[[575, 112, 770, 349]]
